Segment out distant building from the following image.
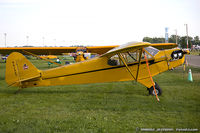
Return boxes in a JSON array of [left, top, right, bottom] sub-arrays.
[[165, 27, 169, 43]]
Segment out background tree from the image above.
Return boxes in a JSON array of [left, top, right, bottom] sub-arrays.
[[143, 37, 153, 43], [152, 37, 165, 43], [179, 36, 193, 48], [143, 37, 164, 43], [194, 36, 200, 46], [143, 35, 196, 48], [169, 35, 180, 44]]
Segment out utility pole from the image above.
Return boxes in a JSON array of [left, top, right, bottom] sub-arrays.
[[175, 29, 177, 44], [42, 37, 45, 46], [4, 33, 7, 47], [184, 24, 188, 49], [54, 39, 56, 47], [26, 36, 29, 46], [165, 27, 169, 43]]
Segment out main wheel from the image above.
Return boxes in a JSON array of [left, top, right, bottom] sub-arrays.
[[65, 61, 70, 65], [147, 82, 162, 96]]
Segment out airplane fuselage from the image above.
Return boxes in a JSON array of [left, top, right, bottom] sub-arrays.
[[19, 48, 185, 88]]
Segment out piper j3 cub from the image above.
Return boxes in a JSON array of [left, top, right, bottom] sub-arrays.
[[5, 42, 189, 99]]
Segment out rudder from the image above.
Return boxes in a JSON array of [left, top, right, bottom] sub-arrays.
[[6, 52, 41, 87]]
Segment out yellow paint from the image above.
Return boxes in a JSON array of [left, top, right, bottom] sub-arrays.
[[40, 55, 57, 59], [6, 52, 41, 87], [75, 51, 86, 62]]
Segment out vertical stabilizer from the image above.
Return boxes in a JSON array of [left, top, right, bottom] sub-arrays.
[[6, 52, 41, 87]]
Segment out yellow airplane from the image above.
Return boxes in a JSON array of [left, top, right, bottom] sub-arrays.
[[39, 55, 58, 59], [5, 42, 189, 98], [0, 43, 176, 63]]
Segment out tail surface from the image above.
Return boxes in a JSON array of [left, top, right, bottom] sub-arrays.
[[6, 52, 41, 87]]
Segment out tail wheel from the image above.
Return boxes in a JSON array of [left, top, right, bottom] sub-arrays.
[[147, 82, 162, 96]]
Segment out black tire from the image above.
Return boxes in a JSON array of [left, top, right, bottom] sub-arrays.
[[65, 61, 70, 65], [147, 82, 162, 96]]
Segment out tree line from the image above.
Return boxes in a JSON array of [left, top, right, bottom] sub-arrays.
[[143, 35, 200, 48]]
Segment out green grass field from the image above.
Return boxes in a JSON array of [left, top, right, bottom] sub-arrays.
[[0, 58, 200, 133], [190, 50, 200, 56]]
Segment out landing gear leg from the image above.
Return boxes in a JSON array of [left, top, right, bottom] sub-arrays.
[[14, 86, 25, 94], [15, 89, 22, 94]]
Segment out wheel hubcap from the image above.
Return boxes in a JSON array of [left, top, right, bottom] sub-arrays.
[[153, 89, 159, 95]]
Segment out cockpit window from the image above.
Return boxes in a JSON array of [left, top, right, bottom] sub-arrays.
[[144, 46, 159, 56], [108, 54, 123, 66], [77, 49, 87, 52], [108, 49, 141, 66], [108, 48, 156, 66], [76, 47, 87, 52]]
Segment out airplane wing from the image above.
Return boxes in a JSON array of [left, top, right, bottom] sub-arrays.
[[86, 45, 118, 54], [0, 46, 118, 55], [102, 42, 151, 56], [0, 47, 77, 55], [0, 43, 174, 56], [150, 43, 177, 50], [86, 43, 177, 54]]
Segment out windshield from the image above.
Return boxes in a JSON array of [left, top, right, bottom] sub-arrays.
[[144, 46, 159, 56]]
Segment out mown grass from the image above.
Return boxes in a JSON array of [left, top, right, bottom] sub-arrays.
[[0, 58, 200, 133], [190, 50, 200, 56]]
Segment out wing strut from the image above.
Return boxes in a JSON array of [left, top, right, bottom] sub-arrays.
[[118, 53, 136, 80], [143, 48, 160, 102], [164, 50, 170, 70], [136, 49, 143, 81]]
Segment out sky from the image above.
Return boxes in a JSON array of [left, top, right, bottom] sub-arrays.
[[0, 0, 200, 47]]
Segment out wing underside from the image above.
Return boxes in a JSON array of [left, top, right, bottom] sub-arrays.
[[0, 46, 118, 55], [102, 42, 151, 57]]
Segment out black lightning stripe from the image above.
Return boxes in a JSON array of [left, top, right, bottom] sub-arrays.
[[43, 60, 163, 80]]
